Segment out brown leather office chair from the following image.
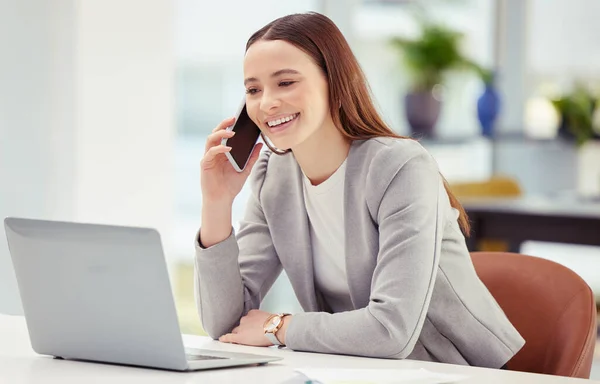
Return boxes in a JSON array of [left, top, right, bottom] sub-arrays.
[[471, 252, 597, 378]]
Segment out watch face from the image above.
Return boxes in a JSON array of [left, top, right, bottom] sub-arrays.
[[265, 316, 281, 332]]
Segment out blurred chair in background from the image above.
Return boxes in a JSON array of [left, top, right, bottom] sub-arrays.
[[450, 175, 522, 198], [472, 251, 597, 378]]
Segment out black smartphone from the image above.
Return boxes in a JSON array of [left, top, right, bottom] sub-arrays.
[[221, 99, 262, 172]]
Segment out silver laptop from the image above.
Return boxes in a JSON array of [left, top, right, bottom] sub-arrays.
[[3, 217, 282, 371]]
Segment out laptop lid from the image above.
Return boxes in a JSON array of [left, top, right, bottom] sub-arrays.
[[4, 217, 189, 371]]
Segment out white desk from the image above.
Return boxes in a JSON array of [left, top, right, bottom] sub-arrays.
[[1, 315, 597, 384]]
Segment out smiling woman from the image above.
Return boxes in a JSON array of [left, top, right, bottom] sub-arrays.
[[243, 39, 333, 157], [194, 12, 525, 368]]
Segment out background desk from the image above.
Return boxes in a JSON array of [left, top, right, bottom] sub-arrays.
[[463, 196, 600, 252], [1, 315, 597, 383]]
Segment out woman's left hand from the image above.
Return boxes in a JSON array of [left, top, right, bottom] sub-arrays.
[[219, 309, 289, 347]]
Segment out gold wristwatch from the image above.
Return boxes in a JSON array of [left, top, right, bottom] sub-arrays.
[[263, 313, 290, 346]]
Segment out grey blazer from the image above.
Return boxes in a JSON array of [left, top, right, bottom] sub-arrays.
[[194, 137, 525, 368]]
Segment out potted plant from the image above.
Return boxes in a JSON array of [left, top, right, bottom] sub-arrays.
[[550, 85, 600, 147], [551, 84, 600, 198], [390, 22, 476, 138]]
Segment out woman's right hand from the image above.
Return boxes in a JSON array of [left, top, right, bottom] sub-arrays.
[[200, 117, 263, 206]]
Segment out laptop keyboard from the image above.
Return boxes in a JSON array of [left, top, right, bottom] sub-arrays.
[[185, 353, 228, 361]]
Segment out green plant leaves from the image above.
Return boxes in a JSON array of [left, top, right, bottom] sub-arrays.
[[551, 85, 598, 147], [390, 23, 475, 91]]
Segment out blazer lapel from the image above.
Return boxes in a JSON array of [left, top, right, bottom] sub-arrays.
[[267, 154, 320, 312], [344, 141, 378, 309]]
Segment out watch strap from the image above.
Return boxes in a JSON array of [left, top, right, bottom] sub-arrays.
[[264, 331, 282, 346]]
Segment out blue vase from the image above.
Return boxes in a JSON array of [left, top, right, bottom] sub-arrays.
[[477, 84, 501, 138]]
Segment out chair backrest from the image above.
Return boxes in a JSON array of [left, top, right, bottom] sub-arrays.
[[471, 252, 597, 378]]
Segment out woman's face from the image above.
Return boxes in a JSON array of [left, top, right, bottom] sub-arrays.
[[243, 39, 332, 151]]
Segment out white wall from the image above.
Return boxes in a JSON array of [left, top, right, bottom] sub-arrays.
[[0, 0, 175, 315], [528, 0, 600, 79], [73, 0, 175, 236], [0, 0, 74, 315], [176, 0, 321, 63]]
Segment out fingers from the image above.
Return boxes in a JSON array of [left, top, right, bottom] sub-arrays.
[[200, 145, 232, 169], [242, 143, 264, 176], [219, 333, 239, 344], [231, 326, 240, 334], [205, 129, 235, 153], [213, 117, 235, 133]]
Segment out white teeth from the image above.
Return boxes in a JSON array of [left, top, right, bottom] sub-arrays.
[[268, 113, 298, 127]]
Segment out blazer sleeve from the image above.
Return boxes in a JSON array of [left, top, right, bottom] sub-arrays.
[[285, 145, 445, 358], [194, 151, 282, 339]]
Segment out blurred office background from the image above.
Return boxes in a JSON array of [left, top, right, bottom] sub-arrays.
[[1, 0, 599, 376]]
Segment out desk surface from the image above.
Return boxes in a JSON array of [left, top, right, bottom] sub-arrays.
[[1, 315, 597, 384], [461, 195, 600, 250], [461, 195, 600, 219]]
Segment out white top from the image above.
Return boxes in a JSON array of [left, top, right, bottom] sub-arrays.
[[0, 315, 586, 384], [302, 159, 353, 312]]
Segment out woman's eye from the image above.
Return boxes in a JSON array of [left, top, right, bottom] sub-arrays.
[[279, 81, 296, 87], [245, 88, 259, 95]]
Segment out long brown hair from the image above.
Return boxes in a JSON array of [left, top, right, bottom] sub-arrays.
[[246, 12, 470, 237]]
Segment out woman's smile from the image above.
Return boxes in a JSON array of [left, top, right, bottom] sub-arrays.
[[266, 113, 300, 134]]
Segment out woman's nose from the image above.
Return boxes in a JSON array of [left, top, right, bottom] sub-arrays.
[[259, 90, 281, 113]]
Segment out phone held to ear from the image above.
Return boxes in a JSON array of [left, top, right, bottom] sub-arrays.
[[221, 98, 262, 173]]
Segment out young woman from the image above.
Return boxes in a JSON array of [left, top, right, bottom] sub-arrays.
[[195, 12, 524, 368]]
